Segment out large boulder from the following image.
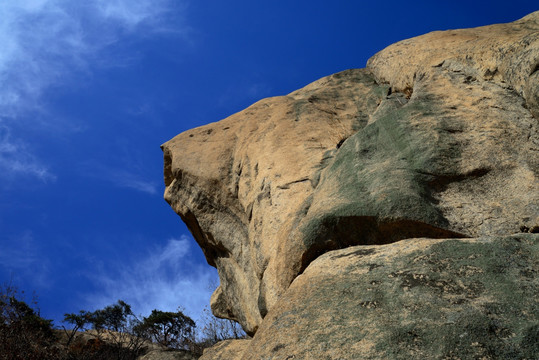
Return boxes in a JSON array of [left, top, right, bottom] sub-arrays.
[[162, 69, 389, 334], [240, 235, 539, 359], [162, 11, 539, 335]]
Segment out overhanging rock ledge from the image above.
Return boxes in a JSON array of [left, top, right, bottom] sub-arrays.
[[162, 11, 539, 348]]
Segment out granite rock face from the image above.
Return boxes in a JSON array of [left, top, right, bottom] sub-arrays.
[[162, 11, 539, 337], [241, 235, 539, 359], [199, 339, 250, 360], [163, 69, 389, 333], [139, 349, 197, 360]]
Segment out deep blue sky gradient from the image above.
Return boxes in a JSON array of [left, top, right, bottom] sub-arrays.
[[0, 1, 536, 327]]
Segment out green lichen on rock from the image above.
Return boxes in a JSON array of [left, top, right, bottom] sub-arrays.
[[243, 235, 539, 359], [297, 93, 467, 267], [371, 235, 538, 359]]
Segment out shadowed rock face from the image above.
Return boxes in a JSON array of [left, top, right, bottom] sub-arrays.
[[162, 11, 539, 335]]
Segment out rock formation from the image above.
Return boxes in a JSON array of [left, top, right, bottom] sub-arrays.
[[240, 234, 538, 359], [162, 11, 538, 359]]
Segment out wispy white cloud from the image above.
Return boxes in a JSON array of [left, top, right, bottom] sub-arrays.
[[95, 0, 179, 31], [0, 231, 38, 269], [80, 160, 159, 195], [86, 235, 218, 324], [0, 230, 51, 288], [0, 126, 56, 182], [0, 0, 185, 181], [107, 168, 159, 195]]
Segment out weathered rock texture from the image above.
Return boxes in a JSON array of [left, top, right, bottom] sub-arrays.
[[199, 339, 250, 360], [241, 234, 538, 359], [162, 10, 539, 343], [139, 348, 197, 360]]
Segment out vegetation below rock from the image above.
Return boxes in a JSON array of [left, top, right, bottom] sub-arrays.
[[0, 283, 245, 360]]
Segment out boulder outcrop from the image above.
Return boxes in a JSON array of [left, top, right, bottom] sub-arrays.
[[198, 339, 250, 360], [239, 234, 538, 359], [162, 10, 539, 354]]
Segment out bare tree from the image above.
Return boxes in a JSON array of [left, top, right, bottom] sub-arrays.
[[199, 306, 246, 346]]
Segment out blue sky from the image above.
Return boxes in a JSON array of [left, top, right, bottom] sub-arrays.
[[1, 1, 536, 328]]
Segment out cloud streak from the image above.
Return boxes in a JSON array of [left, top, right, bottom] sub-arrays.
[[86, 235, 218, 325], [95, 0, 178, 30], [0, 230, 51, 289], [0, 126, 56, 182], [0, 0, 183, 181], [80, 160, 160, 195], [113, 176, 159, 195]]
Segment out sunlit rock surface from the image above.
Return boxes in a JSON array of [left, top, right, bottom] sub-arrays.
[[241, 235, 539, 359], [163, 11, 539, 353]]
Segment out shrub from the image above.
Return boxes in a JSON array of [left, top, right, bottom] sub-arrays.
[[64, 300, 147, 360], [0, 282, 62, 360], [134, 309, 196, 349]]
